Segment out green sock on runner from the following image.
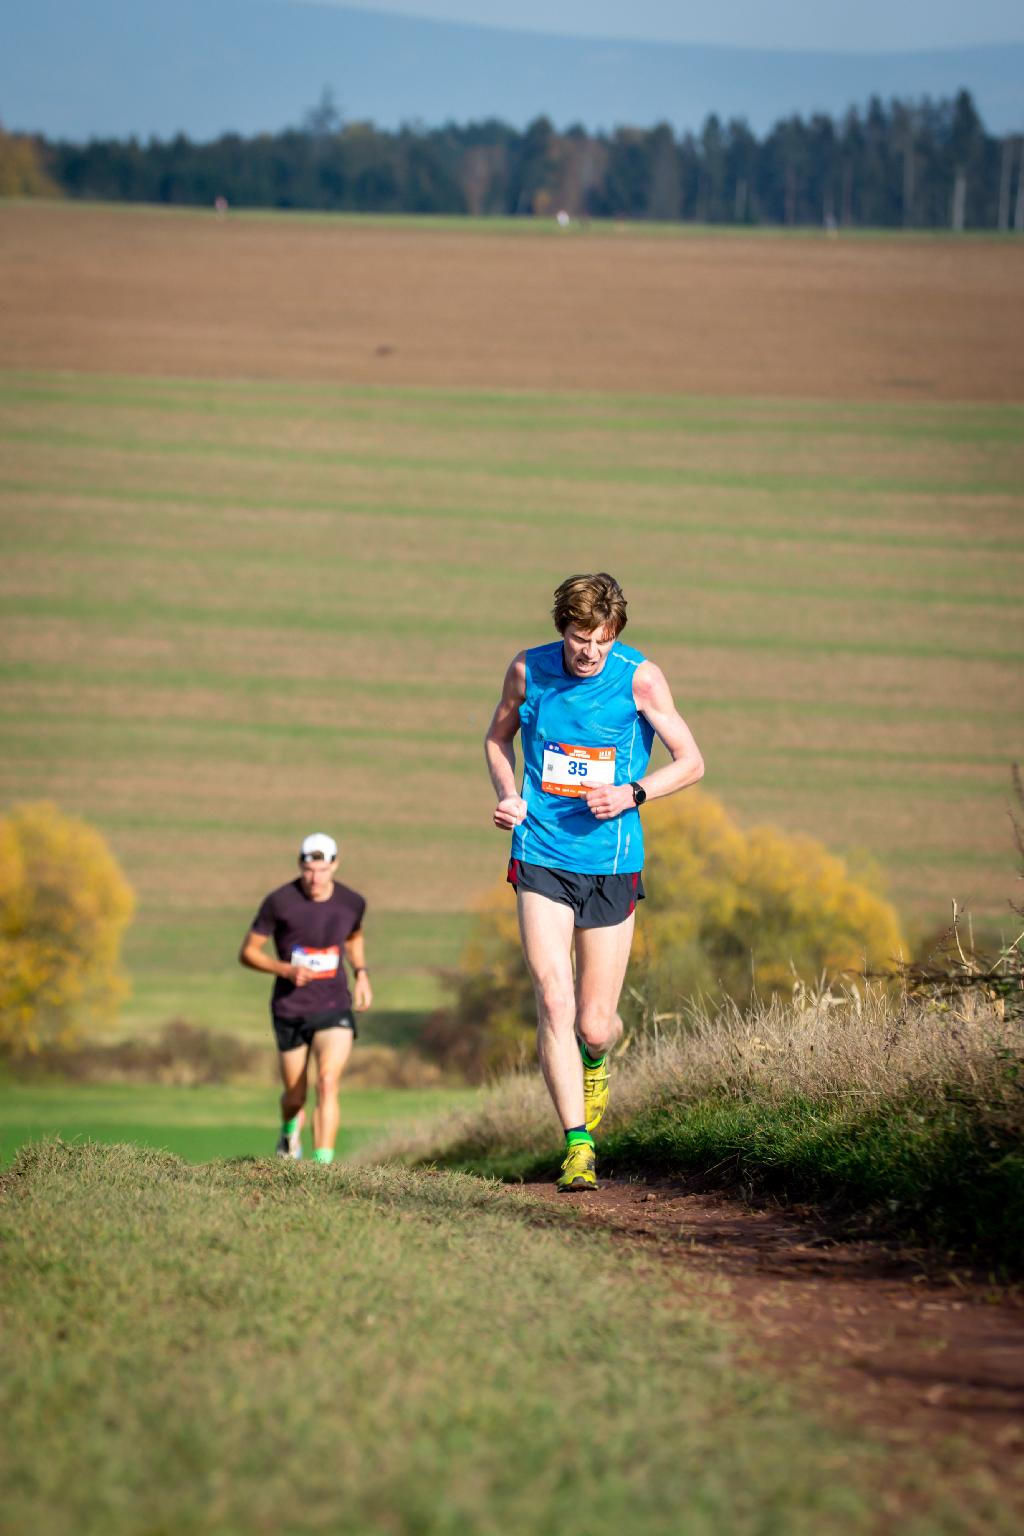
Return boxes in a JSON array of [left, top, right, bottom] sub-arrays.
[[580, 1043, 606, 1069], [282, 1115, 301, 1135], [565, 1126, 594, 1150], [313, 1148, 335, 1165]]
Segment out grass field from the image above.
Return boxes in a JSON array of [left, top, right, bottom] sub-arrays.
[[1, 1140, 1013, 1536], [0, 1079, 476, 1168], [0, 204, 1022, 1043], [1, 370, 1021, 1036]]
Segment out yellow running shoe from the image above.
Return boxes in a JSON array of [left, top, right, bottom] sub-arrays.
[[581, 1049, 610, 1133], [556, 1140, 598, 1193]]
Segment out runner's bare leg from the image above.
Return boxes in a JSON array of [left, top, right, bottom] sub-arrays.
[[517, 891, 584, 1129], [278, 1045, 309, 1123], [310, 1025, 354, 1151], [574, 912, 633, 1059]]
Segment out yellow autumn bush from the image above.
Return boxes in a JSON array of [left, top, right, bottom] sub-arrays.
[[635, 791, 906, 1009], [421, 888, 527, 1080], [0, 803, 135, 1058], [0, 130, 59, 197], [427, 791, 906, 1079]]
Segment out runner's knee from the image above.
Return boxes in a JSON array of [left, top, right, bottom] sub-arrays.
[[534, 976, 576, 1026], [576, 1006, 622, 1052], [316, 1072, 342, 1100]]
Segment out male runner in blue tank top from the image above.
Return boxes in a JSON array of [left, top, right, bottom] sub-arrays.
[[485, 573, 704, 1192]]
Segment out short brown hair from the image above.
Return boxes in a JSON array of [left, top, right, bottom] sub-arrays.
[[551, 572, 628, 637]]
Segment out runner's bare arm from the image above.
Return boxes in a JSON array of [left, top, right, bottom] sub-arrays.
[[485, 652, 529, 830], [585, 661, 704, 820], [344, 930, 373, 1011], [238, 930, 314, 986]]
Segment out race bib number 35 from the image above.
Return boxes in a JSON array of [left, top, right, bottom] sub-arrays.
[[291, 946, 340, 977], [541, 741, 616, 798]]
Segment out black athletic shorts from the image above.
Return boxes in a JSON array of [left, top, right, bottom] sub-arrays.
[[507, 858, 644, 929], [272, 1007, 357, 1054]]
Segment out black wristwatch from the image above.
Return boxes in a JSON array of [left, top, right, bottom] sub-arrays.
[[630, 781, 647, 807]]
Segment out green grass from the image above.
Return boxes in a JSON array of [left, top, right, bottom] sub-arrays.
[[4, 421, 1021, 502], [21, 198, 1009, 240], [0, 1139, 1010, 1536], [119, 907, 470, 1040], [1, 368, 1022, 1036], [456, 1094, 1024, 1271], [0, 1080, 477, 1167]]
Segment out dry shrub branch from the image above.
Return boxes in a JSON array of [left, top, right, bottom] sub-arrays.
[[873, 765, 1024, 1017]]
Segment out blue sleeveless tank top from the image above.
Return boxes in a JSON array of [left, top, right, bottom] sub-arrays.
[[511, 639, 655, 874]]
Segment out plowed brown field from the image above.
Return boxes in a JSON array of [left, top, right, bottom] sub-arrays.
[[2, 202, 1023, 398]]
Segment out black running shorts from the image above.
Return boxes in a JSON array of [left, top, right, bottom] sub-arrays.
[[507, 858, 644, 929], [272, 1007, 357, 1054]]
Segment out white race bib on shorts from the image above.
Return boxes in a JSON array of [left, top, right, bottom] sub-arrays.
[[541, 741, 616, 798]]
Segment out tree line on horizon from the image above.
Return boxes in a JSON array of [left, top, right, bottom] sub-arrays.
[[5, 88, 1024, 230]]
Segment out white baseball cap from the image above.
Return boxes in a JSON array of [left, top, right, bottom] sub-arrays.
[[300, 832, 338, 862]]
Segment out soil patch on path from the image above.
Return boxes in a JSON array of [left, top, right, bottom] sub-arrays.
[[525, 1179, 1024, 1499]]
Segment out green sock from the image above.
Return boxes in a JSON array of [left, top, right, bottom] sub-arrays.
[[580, 1043, 606, 1069], [313, 1148, 335, 1165], [282, 1115, 300, 1135], [565, 1127, 594, 1150]]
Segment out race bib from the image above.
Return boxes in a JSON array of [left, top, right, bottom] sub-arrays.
[[541, 741, 616, 798], [291, 945, 340, 977]]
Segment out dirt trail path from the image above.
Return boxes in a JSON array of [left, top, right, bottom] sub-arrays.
[[524, 1179, 1024, 1494]]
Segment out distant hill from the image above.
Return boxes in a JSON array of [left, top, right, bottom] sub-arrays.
[[3, 0, 1022, 142]]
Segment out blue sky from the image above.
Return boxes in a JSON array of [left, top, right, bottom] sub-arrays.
[[302, 0, 1024, 51], [4, 1, 1022, 141]]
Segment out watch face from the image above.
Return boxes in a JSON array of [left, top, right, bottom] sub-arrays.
[[632, 783, 647, 806]]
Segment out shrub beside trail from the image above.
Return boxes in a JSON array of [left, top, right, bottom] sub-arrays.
[[636, 791, 905, 1008], [424, 791, 906, 1080], [375, 990, 1024, 1268], [12, 1020, 444, 1089]]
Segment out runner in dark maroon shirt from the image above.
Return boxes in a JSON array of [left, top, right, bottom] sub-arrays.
[[239, 832, 372, 1164]]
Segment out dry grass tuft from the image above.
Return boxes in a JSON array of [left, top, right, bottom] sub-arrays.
[[363, 987, 1023, 1167]]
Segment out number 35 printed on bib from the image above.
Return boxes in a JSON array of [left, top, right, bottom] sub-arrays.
[[541, 741, 616, 798]]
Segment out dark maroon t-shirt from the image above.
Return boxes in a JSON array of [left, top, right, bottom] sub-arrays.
[[250, 879, 366, 1020]]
